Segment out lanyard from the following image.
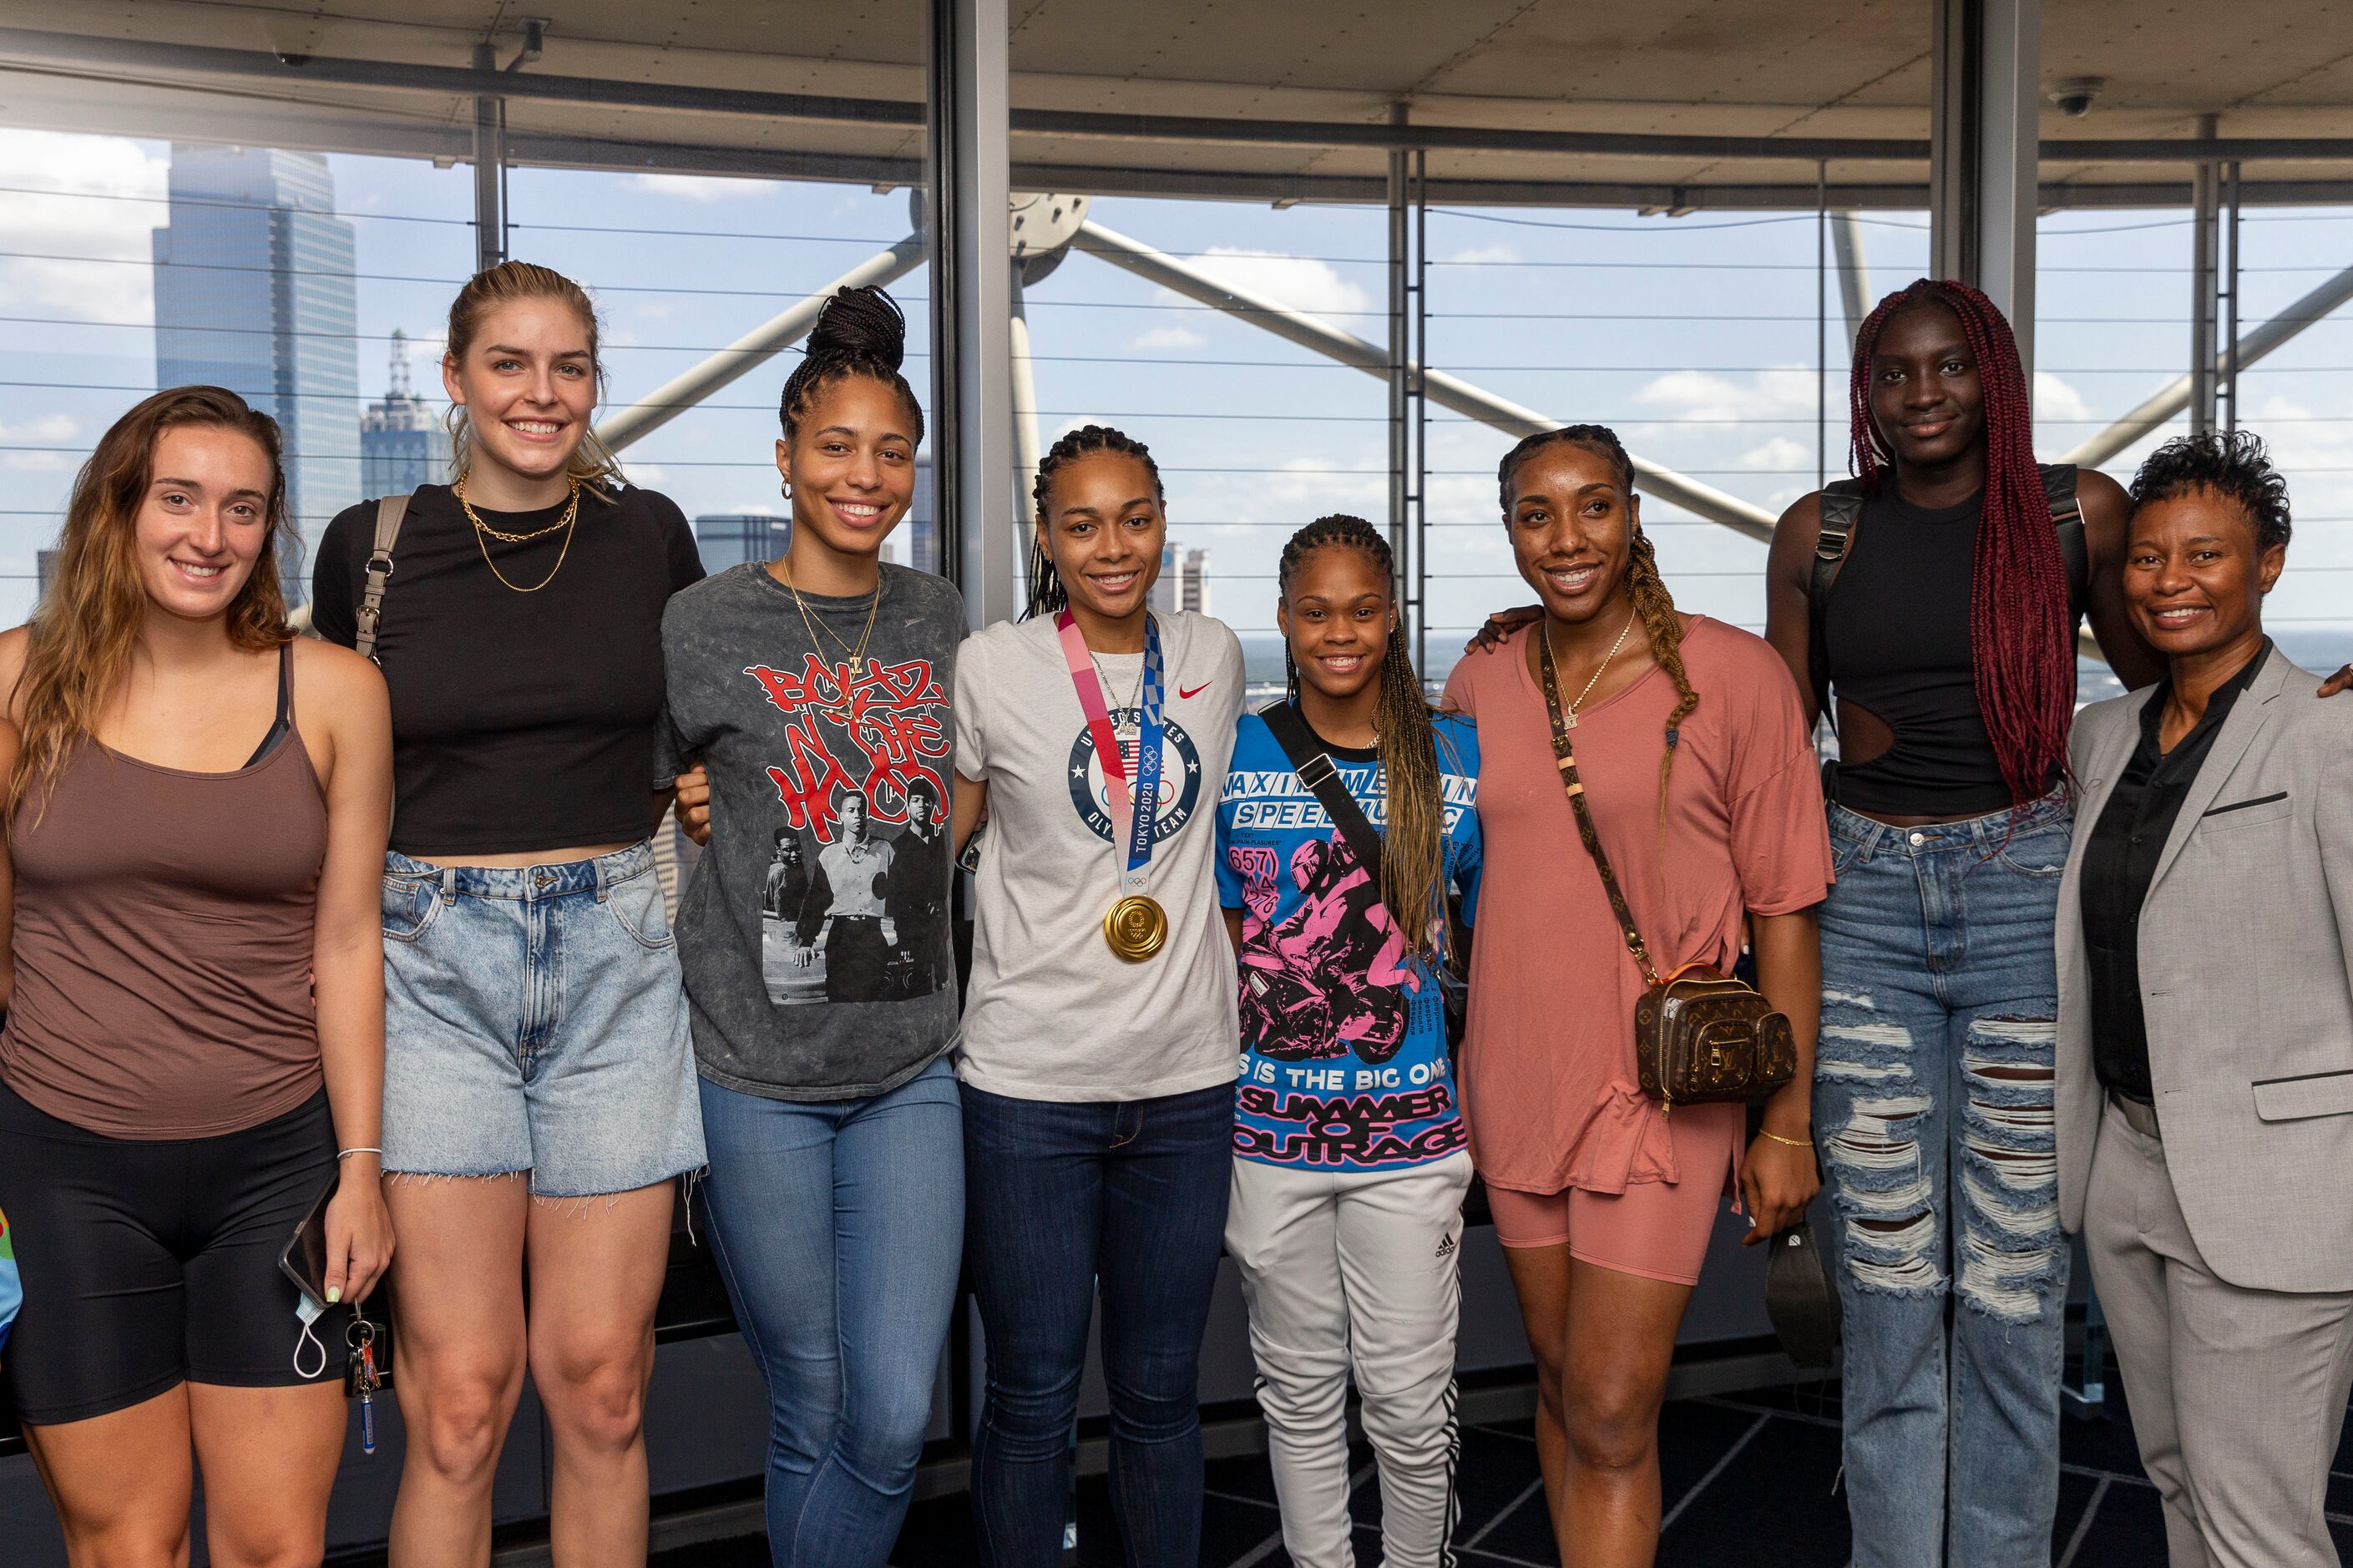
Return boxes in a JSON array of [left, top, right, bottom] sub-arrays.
[[1054, 609, 1166, 893]]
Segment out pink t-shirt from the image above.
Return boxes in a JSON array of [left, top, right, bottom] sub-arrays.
[[1441, 617, 1832, 1196]]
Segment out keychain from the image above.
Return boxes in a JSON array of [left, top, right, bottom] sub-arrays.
[[345, 1313, 379, 1455]]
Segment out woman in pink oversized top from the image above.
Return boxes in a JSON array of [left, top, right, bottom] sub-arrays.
[[1442, 424, 1832, 1567]]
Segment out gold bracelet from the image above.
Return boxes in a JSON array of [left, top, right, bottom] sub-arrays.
[[1758, 1130, 1813, 1149]]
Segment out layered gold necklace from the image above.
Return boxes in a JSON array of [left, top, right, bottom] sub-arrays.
[[777, 559, 883, 673], [456, 474, 581, 594]]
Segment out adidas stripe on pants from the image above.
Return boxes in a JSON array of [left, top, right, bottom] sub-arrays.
[[1224, 1150, 1474, 1568]]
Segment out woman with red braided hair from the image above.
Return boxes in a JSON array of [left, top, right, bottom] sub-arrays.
[[1762, 278, 2320, 1567]]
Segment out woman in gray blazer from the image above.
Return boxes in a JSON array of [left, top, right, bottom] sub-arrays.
[[2056, 430, 2353, 1568]]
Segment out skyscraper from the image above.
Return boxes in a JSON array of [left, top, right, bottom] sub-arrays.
[[1151, 541, 1211, 616], [694, 513, 790, 575], [906, 455, 937, 574], [153, 144, 359, 598], [362, 329, 452, 498]]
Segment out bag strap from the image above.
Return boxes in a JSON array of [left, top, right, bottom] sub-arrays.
[[1536, 633, 1663, 988], [1259, 701, 1386, 884], [1806, 478, 1867, 732], [352, 493, 411, 662], [2040, 462, 2089, 623]]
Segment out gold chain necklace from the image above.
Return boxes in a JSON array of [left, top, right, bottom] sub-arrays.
[[778, 559, 883, 673], [457, 475, 581, 594], [1546, 609, 1637, 730]]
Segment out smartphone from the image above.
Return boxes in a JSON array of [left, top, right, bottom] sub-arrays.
[[277, 1166, 340, 1306], [956, 819, 988, 875]]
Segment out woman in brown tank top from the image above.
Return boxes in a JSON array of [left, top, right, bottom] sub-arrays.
[[0, 387, 395, 1565]]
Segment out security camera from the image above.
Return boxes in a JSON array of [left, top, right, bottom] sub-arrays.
[[2050, 77, 2104, 119]]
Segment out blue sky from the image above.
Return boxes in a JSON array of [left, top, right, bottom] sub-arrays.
[[3, 125, 2348, 686]]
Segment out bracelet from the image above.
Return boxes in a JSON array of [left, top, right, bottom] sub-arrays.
[[338, 1146, 384, 1161], [1758, 1130, 1813, 1149]]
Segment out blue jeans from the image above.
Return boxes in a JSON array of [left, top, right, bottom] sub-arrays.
[[960, 1080, 1235, 1568], [1813, 794, 2072, 1568], [696, 1056, 964, 1568]]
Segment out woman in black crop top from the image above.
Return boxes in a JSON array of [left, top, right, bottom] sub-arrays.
[[1758, 280, 2340, 1567], [311, 262, 703, 1566]]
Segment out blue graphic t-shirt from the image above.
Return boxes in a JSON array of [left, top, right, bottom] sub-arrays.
[[1216, 706, 1481, 1171]]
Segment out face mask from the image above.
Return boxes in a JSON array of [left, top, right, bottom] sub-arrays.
[[292, 1289, 329, 1378]]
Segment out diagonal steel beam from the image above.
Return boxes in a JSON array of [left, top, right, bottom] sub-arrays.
[[597, 235, 925, 452], [1070, 219, 1778, 542], [2063, 256, 2353, 469]]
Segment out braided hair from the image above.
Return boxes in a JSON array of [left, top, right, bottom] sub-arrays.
[[1498, 425, 1699, 832], [1849, 279, 2069, 809], [1278, 515, 1452, 960], [1024, 423, 1166, 620], [780, 285, 923, 445]]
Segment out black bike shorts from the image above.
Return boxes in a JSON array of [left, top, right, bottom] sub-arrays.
[[0, 1079, 349, 1425]]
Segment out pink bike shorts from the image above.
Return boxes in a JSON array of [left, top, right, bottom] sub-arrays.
[[1483, 1100, 1741, 1287]]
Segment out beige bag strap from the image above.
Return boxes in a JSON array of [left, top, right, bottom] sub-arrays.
[[352, 492, 411, 661]]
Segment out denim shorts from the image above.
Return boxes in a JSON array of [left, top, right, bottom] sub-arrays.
[[381, 842, 706, 1198]]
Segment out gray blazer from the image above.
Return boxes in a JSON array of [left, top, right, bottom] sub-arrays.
[[2056, 648, 2353, 1293]]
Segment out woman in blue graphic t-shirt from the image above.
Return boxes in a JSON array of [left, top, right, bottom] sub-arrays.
[[1215, 513, 1481, 1568]]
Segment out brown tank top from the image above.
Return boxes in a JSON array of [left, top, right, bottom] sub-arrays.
[[0, 644, 331, 1139]]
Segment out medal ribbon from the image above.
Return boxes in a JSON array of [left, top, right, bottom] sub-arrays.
[[1054, 609, 1165, 893]]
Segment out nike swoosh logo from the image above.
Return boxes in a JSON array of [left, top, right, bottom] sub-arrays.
[[1177, 680, 1212, 700]]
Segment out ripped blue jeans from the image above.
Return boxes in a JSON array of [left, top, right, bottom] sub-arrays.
[[1813, 793, 2071, 1568]]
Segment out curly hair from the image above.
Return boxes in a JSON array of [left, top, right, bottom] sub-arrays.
[[2128, 430, 2292, 552], [1278, 514, 1451, 959], [1024, 423, 1166, 620], [1849, 278, 2071, 810], [779, 285, 924, 446], [1498, 424, 1699, 831]]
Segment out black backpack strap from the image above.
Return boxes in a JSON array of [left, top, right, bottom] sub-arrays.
[[1259, 701, 1385, 882], [2040, 463, 2088, 624], [1807, 479, 1868, 731]]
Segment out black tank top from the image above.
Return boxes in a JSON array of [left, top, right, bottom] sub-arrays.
[[1824, 487, 2028, 818]]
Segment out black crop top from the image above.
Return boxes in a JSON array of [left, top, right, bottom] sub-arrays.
[[1821, 485, 2072, 818], [312, 483, 705, 856]]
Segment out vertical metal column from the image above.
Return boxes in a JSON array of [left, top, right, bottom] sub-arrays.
[[1831, 210, 1872, 346], [1009, 271, 1043, 524], [2224, 160, 2243, 435], [934, 0, 1015, 630], [1387, 106, 1411, 609], [1412, 149, 1429, 681], [1817, 163, 1828, 489], [1930, 0, 2041, 377], [470, 43, 505, 273], [2190, 117, 2221, 438], [1385, 129, 1430, 675]]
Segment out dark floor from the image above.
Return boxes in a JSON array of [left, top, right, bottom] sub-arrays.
[[653, 1356, 2353, 1565]]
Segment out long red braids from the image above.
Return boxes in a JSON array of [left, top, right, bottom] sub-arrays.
[[1848, 278, 2072, 809]]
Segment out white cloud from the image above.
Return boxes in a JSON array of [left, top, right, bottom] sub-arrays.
[[2033, 370, 2091, 426], [1441, 243, 1521, 266], [629, 172, 772, 203], [1161, 248, 1372, 321], [0, 411, 79, 472], [1731, 437, 1813, 473], [1631, 366, 1815, 423], [1131, 325, 1206, 352], [0, 129, 168, 326]]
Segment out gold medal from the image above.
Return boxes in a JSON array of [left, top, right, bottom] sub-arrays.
[[1102, 894, 1168, 962]]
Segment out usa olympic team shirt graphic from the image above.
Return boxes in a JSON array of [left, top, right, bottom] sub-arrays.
[[1216, 706, 1481, 1171], [954, 609, 1246, 1103]]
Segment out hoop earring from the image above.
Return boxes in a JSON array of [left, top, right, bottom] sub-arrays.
[[780, 481, 792, 499]]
